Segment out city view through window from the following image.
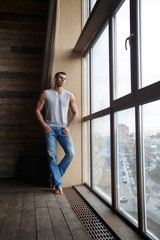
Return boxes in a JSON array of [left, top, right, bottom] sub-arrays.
[[92, 116, 111, 203], [116, 109, 138, 223], [91, 104, 160, 238], [89, 103, 160, 238], [143, 101, 160, 239]]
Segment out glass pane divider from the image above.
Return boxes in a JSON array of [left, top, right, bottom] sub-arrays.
[[135, 105, 144, 232], [83, 108, 111, 121], [111, 111, 116, 210], [90, 119, 93, 189]]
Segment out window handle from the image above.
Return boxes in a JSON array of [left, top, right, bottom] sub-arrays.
[[125, 33, 134, 50]]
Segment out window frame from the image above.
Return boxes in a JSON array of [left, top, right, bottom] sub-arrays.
[[82, 0, 160, 239]]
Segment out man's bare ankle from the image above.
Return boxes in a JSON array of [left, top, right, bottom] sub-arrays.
[[56, 186, 63, 195]]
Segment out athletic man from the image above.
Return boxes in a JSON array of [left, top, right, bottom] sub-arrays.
[[35, 72, 78, 194]]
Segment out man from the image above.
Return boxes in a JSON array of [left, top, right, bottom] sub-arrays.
[[35, 72, 78, 195]]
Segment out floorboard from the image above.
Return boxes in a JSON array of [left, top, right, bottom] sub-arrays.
[[0, 179, 89, 240]]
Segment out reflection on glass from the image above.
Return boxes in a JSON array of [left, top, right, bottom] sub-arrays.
[[114, 0, 131, 99], [91, 26, 110, 113], [140, 0, 160, 88], [142, 100, 160, 239], [115, 108, 138, 224], [92, 116, 111, 203], [84, 121, 90, 186], [84, 54, 90, 116]]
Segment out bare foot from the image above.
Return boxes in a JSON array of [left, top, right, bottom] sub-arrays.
[[48, 177, 56, 192], [54, 186, 63, 195]]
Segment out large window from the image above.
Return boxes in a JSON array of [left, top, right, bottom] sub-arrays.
[[83, 0, 160, 240], [91, 26, 110, 113]]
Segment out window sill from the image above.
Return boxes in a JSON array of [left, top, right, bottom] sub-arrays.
[[74, 185, 144, 240]]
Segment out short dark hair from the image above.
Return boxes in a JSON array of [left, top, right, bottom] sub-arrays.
[[55, 72, 66, 79]]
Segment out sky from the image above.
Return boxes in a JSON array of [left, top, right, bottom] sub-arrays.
[[141, 0, 160, 87]]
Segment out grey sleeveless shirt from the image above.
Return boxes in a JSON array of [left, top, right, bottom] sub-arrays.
[[44, 89, 70, 127]]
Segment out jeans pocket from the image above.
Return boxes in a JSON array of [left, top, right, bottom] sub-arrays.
[[61, 129, 69, 135], [45, 130, 53, 135]]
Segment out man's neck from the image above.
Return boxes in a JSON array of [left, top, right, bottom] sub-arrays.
[[53, 86, 63, 95]]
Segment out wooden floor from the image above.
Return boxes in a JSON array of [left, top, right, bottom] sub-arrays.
[[0, 179, 90, 240]]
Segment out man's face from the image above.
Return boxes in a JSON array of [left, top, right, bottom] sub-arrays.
[[55, 74, 66, 87]]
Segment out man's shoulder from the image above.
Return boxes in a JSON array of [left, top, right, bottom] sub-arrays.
[[45, 88, 52, 92], [44, 89, 53, 95], [63, 90, 75, 102], [41, 89, 51, 93], [63, 89, 71, 94], [41, 89, 53, 100]]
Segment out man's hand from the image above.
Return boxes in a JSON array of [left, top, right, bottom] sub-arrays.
[[62, 126, 70, 134], [44, 124, 53, 134]]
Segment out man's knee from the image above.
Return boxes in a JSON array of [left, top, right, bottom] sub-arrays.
[[70, 149, 75, 159], [47, 150, 57, 163], [68, 148, 75, 160]]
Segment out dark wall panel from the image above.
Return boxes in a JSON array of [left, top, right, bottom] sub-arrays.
[[0, 0, 49, 177]]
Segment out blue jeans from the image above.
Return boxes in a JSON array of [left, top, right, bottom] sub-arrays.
[[45, 126, 75, 188]]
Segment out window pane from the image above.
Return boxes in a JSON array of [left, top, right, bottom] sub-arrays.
[[140, 0, 160, 88], [114, 0, 131, 99], [84, 54, 90, 116], [92, 115, 111, 203], [84, 0, 89, 26], [91, 0, 97, 11], [91, 26, 110, 113], [142, 100, 160, 239], [84, 121, 91, 186], [115, 108, 138, 224]]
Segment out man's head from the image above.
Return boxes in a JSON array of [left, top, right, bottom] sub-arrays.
[[54, 72, 66, 87], [55, 72, 66, 79]]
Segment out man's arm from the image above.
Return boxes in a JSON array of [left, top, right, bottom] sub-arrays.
[[35, 90, 52, 133], [62, 93, 78, 134]]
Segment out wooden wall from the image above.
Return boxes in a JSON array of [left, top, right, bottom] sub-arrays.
[[0, 0, 49, 177]]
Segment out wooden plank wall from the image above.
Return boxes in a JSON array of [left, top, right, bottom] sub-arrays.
[[0, 0, 49, 177]]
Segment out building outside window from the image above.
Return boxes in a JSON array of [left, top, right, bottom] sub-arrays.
[[92, 115, 111, 203], [115, 108, 138, 223], [141, 100, 160, 239]]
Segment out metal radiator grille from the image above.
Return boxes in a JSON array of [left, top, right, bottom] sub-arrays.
[[64, 188, 118, 240]]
